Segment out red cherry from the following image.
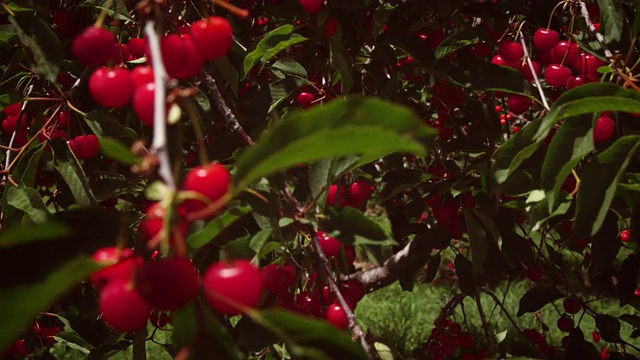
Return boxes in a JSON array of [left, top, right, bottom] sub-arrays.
[[52, 10, 76, 38], [323, 18, 339, 37], [128, 37, 146, 58], [170, 35, 205, 79], [349, 180, 373, 204], [67, 139, 83, 157], [72, 26, 116, 67], [566, 75, 589, 89], [74, 134, 100, 158], [593, 115, 615, 143], [131, 66, 155, 90], [299, 0, 324, 13], [344, 245, 356, 264], [146, 34, 188, 76], [138, 202, 190, 246], [315, 231, 343, 258], [326, 303, 349, 329], [190, 17, 234, 60], [57, 111, 73, 128], [526, 266, 544, 282], [552, 41, 580, 68], [537, 49, 555, 66], [296, 92, 316, 108], [579, 53, 605, 77], [99, 279, 151, 332], [295, 291, 322, 316], [326, 184, 345, 206], [563, 297, 582, 314], [90, 247, 140, 290], [592, 331, 601, 342], [89, 67, 134, 108], [557, 314, 574, 332], [533, 28, 560, 51], [133, 82, 156, 127], [544, 64, 572, 87], [262, 264, 296, 294], [499, 40, 524, 64], [506, 94, 530, 115], [203, 260, 264, 316], [620, 229, 630, 242], [135, 258, 200, 310], [339, 280, 366, 305], [2, 102, 22, 116], [179, 163, 232, 218], [521, 60, 542, 82], [108, 43, 130, 65], [491, 54, 517, 69]]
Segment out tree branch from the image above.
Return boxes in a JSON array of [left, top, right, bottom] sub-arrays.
[[200, 69, 254, 146]]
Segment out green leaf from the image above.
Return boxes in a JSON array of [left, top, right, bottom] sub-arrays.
[[54, 332, 92, 354], [435, 30, 478, 60], [11, 143, 45, 187], [597, 0, 624, 43], [0, 256, 101, 352], [82, 111, 137, 143], [272, 58, 307, 79], [462, 208, 487, 275], [595, 315, 622, 343], [8, 12, 63, 82], [5, 184, 50, 223], [492, 117, 544, 185], [99, 137, 140, 165], [517, 285, 564, 316], [0, 221, 70, 247], [249, 228, 273, 258], [187, 205, 252, 250], [330, 38, 354, 94], [243, 25, 308, 78], [326, 207, 388, 241], [571, 135, 640, 241], [50, 138, 98, 208], [234, 97, 436, 189], [541, 116, 594, 211], [251, 308, 368, 360], [0, 93, 22, 111]]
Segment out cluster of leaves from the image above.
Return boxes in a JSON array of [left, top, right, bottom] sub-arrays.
[[1, 0, 640, 359]]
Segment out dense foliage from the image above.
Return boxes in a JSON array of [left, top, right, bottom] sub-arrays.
[[1, 0, 640, 359]]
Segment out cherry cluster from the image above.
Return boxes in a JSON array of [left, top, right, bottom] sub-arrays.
[[423, 318, 484, 360]]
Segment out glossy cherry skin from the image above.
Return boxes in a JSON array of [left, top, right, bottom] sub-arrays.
[[506, 94, 530, 115], [349, 180, 373, 204], [170, 35, 205, 79], [326, 303, 349, 329], [533, 28, 560, 51], [261, 264, 296, 294], [203, 260, 264, 316], [89, 68, 134, 108], [99, 279, 151, 332], [544, 64, 572, 87], [138, 202, 190, 246], [499, 40, 524, 64], [315, 231, 343, 258], [133, 82, 156, 127], [593, 115, 615, 143], [296, 92, 316, 108], [179, 162, 232, 218], [190, 17, 234, 60], [131, 66, 154, 90], [90, 247, 140, 290]]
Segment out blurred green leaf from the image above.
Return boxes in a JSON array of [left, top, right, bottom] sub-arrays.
[[0, 256, 101, 352], [0, 221, 70, 247], [9, 12, 63, 82], [187, 205, 252, 251]]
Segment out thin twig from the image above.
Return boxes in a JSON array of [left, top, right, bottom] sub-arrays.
[[519, 35, 550, 111], [480, 287, 523, 335], [200, 69, 254, 146], [144, 20, 175, 189], [312, 234, 375, 357], [475, 290, 496, 355], [579, 1, 613, 60], [3, 85, 33, 180]]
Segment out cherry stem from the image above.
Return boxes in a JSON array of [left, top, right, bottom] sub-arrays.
[[212, 0, 249, 19], [181, 98, 210, 166], [144, 20, 176, 190], [3, 85, 33, 181], [518, 35, 550, 111], [579, 1, 612, 60], [94, 0, 114, 28], [311, 233, 374, 357], [547, 0, 568, 30]]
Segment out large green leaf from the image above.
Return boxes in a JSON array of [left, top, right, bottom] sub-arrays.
[[4, 184, 50, 223], [517, 285, 565, 316], [571, 135, 640, 241], [11, 143, 45, 187], [462, 208, 487, 275], [541, 116, 594, 211], [82, 111, 137, 143], [491, 117, 544, 185], [234, 97, 436, 190], [8, 12, 63, 82], [252, 308, 368, 360], [243, 25, 308, 78], [50, 138, 98, 208], [0, 256, 101, 352], [434, 30, 478, 60], [325, 206, 388, 242], [0, 221, 70, 247], [99, 137, 140, 165], [597, 0, 624, 43]]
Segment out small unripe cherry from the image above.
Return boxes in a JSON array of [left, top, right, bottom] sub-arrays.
[[99, 279, 151, 332], [593, 115, 615, 143]]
